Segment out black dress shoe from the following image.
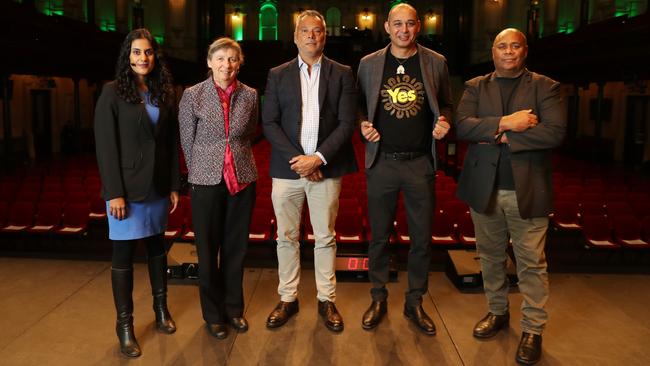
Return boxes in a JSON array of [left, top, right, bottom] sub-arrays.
[[473, 312, 509, 338], [516, 332, 542, 365], [229, 317, 249, 332], [206, 323, 228, 339], [318, 300, 344, 332], [362, 300, 387, 330], [403, 304, 436, 335], [266, 300, 299, 328]]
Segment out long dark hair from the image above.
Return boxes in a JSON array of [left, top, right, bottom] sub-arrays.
[[115, 28, 173, 106]]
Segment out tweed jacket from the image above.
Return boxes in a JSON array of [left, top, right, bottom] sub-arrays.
[[262, 55, 358, 179], [455, 70, 566, 219], [357, 43, 453, 170], [179, 78, 258, 185], [94, 81, 180, 202]]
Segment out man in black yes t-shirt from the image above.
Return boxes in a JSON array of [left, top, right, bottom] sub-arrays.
[[357, 3, 452, 335]]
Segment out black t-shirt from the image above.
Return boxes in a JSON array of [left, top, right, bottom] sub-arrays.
[[494, 74, 524, 190], [374, 52, 433, 153]]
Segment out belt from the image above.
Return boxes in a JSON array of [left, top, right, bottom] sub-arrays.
[[382, 151, 426, 161]]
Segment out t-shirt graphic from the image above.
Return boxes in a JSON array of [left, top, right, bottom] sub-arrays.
[[381, 75, 425, 119], [375, 52, 432, 153]]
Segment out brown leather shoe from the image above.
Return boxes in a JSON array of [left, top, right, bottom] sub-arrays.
[[266, 300, 299, 328], [404, 304, 436, 335], [516, 332, 542, 365], [362, 300, 387, 330], [473, 312, 509, 338], [206, 323, 228, 339], [318, 300, 344, 332], [229, 317, 249, 332]]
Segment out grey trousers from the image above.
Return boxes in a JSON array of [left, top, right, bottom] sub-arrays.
[[272, 177, 342, 303], [470, 190, 549, 335]]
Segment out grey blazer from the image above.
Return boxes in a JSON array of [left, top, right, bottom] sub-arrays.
[[262, 55, 358, 179], [179, 78, 258, 185], [455, 70, 566, 219], [357, 43, 453, 169]]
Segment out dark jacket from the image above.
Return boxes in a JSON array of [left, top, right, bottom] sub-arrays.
[[357, 43, 453, 169], [262, 56, 358, 179], [455, 70, 566, 219], [94, 81, 180, 201]]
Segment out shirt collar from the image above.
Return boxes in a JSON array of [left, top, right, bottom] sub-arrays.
[[297, 54, 322, 69]]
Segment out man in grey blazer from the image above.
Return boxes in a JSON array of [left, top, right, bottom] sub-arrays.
[[455, 28, 565, 365], [262, 10, 357, 333], [357, 3, 452, 335]]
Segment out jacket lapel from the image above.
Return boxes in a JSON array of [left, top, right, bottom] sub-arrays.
[[318, 56, 330, 113], [487, 73, 504, 116], [368, 46, 388, 122], [154, 102, 166, 137], [417, 44, 439, 125], [205, 78, 226, 140], [290, 58, 302, 118], [138, 102, 155, 139], [510, 70, 533, 113]]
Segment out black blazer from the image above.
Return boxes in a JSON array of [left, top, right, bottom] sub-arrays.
[[262, 56, 358, 179], [455, 70, 566, 219], [94, 81, 180, 202]]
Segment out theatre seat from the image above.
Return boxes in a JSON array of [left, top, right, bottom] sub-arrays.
[[612, 215, 649, 249], [431, 211, 458, 246], [56, 203, 90, 235], [457, 212, 476, 247], [164, 203, 185, 240], [28, 202, 63, 234], [551, 201, 581, 230], [180, 196, 194, 242], [1, 202, 35, 233], [334, 211, 365, 244], [581, 215, 618, 249], [249, 208, 274, 242], [88, 195, 107, 220], [0, 201, 8, 227]]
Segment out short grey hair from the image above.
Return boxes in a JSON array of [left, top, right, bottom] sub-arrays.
[[207, 37, 244, 64], [294, 10, 327, 33]]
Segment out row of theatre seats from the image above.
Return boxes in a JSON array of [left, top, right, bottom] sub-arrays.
[[2, 144, 650, 252], [550, 167, 650, 250], [0, 157, 104, 235]]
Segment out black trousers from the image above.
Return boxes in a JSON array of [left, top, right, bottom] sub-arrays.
[[366, 155, 435, 306], [191, 182, 256, 324]]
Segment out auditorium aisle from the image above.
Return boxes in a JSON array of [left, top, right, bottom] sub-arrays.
[[0, 257, 648, 365]]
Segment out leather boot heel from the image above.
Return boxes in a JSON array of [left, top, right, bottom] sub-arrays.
[[112, 268, 142, 358], [148, 254, 177, 334], [116, 314, 141, 357]]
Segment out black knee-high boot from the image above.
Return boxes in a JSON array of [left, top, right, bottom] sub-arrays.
[[111, 268, 141, 358], [148, 254, 177, 334]]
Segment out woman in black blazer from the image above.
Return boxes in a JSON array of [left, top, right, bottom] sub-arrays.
[[94, 28, 180, 358]]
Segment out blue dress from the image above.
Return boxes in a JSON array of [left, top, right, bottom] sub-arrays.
[[106, 92, 169, 240]]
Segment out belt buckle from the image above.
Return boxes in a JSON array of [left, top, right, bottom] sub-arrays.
[[391, 152, 400, 160]]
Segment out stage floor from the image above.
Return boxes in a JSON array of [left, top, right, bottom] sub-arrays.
[[0, 257, 649, 365]]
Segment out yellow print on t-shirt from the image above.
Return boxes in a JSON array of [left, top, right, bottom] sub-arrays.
[[380, 75, 425, 119]]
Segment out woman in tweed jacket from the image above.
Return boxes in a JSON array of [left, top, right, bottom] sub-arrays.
[[179, 37, 258, 339]]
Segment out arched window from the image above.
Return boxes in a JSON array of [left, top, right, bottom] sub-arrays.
[[390, 0, 406, 10], [326, 7, 341, 36], [259, 1, 278, 41]]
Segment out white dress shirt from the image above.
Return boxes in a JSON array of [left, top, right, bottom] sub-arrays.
[[298, 55, 326, 164]]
